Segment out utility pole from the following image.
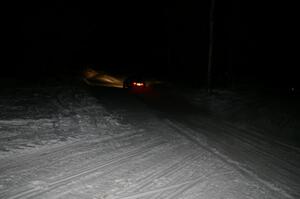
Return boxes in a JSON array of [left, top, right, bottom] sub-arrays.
[[165, 7, 172, 81], [207, 0, 215, 94]]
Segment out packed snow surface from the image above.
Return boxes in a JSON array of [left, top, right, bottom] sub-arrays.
[[0, 80, 299, 199]]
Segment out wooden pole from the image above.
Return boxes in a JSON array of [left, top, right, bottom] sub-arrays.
[[207, 0, 215, 94]]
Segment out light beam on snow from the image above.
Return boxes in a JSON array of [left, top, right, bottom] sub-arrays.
[[83, 68, 124, 88]]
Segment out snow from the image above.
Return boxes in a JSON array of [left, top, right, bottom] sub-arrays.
[[0, 80, 299, 198], [182, 88, 300, 145]]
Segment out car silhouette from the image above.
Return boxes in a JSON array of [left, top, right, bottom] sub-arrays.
[[123, 75, 146, 89]]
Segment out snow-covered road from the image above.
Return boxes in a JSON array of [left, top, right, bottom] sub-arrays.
[[0, 79, 299, 198]]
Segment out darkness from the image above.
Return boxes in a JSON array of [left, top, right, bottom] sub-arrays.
[[2, 0, 298, 89]]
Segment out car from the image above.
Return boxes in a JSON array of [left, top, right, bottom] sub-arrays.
[[123, 75, 146, 89]]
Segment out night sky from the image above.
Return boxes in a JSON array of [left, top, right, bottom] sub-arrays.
[[3, 0, 297, 88]]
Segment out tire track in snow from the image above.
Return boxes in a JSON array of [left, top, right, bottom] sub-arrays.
[[194, 117, 300, 169], [6, 138, 166, 199], [0, 140, 83, 170], [111, 170, 230, 199], [187, 117, 300, 197], [116, 150, 200, 196], [0, 131, 142, 176], [245, 124, 300, 153], [193, 119, 299, 171], [185, 118, 300, 196], [110, 178, 208, 199], [109, 124, 236, 199], [165, 119, 295, 199]]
